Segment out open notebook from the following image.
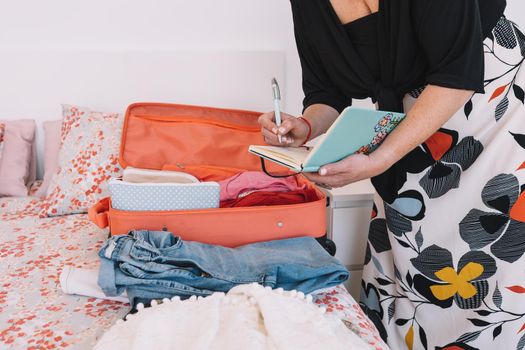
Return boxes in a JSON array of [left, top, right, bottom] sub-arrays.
[[249, 107, 405, 173]]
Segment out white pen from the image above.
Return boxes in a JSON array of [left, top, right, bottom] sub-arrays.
[[271, 78, 283, 143]]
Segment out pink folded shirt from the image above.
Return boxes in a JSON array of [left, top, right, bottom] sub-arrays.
[[218, 172, 306, 202]]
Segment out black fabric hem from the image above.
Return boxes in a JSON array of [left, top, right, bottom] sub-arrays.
[[302, 94, 350, 114], [425, 74, 485, 94]]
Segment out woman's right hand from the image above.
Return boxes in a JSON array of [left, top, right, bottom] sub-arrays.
[[258, 111, 310, 147]]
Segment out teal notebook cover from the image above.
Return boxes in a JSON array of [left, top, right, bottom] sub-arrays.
[[302, 107, 405, 172], [249, 107, 405, 173]]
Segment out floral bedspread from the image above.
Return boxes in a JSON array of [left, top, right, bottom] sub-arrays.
[[0, 198, 387, 350], [0, 197, 41, 216]]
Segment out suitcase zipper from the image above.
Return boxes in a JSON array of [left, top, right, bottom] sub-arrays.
[[134, 114, 260, 132], [109, 198, 324, 215]]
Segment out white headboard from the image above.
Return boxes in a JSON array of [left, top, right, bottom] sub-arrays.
[[0, 50, 285, 177]]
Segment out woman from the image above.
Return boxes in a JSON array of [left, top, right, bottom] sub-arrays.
[[258, 0, 525, 348]]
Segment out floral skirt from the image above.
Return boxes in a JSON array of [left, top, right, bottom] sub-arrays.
[[361, 17, 525, 350]]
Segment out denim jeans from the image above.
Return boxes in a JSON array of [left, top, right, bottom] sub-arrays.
[[98, 230, 348, 304]]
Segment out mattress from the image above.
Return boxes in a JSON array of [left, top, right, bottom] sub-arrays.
[[0, 198, 388, 349]]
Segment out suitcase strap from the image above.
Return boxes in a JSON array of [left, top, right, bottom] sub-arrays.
[[88, 197, 110, 229]]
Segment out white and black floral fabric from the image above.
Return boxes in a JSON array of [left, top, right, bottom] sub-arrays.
[[362, 17, 525, 350]]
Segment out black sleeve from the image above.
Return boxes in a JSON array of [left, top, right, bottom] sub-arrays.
[[291, 3, 350, 113], [414, 0, 485, 93]]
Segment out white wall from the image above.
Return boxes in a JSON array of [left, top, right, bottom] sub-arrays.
[[1, 0, 524, 117], [1, 0, 524, 177], [0, 0, 303, 115]]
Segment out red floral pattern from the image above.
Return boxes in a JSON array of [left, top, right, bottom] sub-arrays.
[[0, 198, 386, 349], [0, 197, 41, 216], [40, 105, 123, 217], [313, 287, 389, 349]]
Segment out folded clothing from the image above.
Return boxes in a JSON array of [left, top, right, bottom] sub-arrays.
[[98, 230, 348, 305], [94, 283, 371, 350], [220, 189, 319, 208], [60, 266, 129, 303], [122, 167, 199, 184], [218, 171, 306, 202], [108, 179, 220, 211]]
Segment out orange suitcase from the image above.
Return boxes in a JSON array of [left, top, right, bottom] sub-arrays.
[[89, 103, 332, 251]]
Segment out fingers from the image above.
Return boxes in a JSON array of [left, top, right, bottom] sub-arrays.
[[310, 175, 346, 189], [261, 128, 277, 143], [259, 111, 306, 146], [303, 154, 374, 188], [303, 173, 346, 188], [258, 112, 278, 133], [259, 112, 297, 145], [307, 170, 366, 188], [261, 128, 281, 146], [302, 172, 322, 184], [259, 112, 300, 134], [318, 154, 361, 176], [276, 118, 298, 136], [279, 118, 309, 147], [319, 160, 347, 177]]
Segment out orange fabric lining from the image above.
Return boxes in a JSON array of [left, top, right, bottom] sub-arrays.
[[120, 103, 285, 174]]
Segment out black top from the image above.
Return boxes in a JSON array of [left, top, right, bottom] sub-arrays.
[[344, 13, 380, 81], [291, 0, 507, 113]]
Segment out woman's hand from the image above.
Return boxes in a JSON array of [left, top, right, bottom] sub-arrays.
[[258, 111, 310, 147], [304, 151, 391, 188]]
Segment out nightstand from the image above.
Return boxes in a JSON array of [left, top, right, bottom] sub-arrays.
[[321, 180, 375, 300]]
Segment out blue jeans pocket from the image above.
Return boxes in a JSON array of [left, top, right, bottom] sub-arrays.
[[120, 261, 209, 280], [129, 241, 162, 262], [120, 262, 150, 279]]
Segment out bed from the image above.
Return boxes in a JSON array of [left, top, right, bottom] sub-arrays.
[[0, 48, 386, 349], [0, 197, 387, 349]]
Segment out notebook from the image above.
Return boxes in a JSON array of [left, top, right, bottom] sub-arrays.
[[248, 107, 405, 173]]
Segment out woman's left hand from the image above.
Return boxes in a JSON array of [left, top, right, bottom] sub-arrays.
[[303, 152, 390, 188]]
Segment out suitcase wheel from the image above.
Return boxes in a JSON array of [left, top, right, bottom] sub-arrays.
[[323, 239, 337, 256], [316, 235, 336, 256]]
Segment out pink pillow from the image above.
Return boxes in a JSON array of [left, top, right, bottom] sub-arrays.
[[27, 133, 37, 189], [40, 105, 123, 217], [0, 120, 36, 197], [34, 120, 62, 198], [0, 123, 5, 159]]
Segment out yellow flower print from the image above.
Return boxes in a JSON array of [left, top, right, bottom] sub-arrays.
[[430, 262, 484, 300]]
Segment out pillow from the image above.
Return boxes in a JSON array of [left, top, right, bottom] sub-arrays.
[[27, 132, 37, 190], [0, 123, 5, 159], [29, 180, 43, 197], [34, 120, 62, 198], [0, 120, 36, 197], [40, 105, 123, 217]]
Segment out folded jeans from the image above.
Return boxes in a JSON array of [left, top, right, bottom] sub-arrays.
[[98, 230, 348, 305]]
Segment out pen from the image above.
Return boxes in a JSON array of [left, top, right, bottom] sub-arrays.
[[271, 78, 282, 143]]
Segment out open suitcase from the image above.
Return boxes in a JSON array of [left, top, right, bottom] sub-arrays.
[[88, 103, 335, 254]]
